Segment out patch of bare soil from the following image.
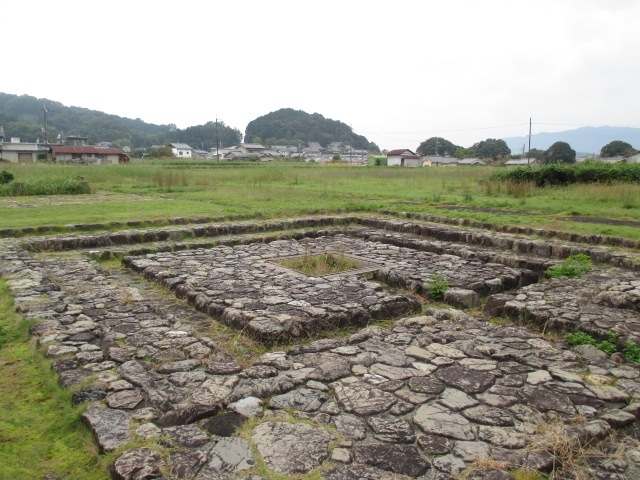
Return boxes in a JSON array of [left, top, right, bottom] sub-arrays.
[[0, 192, 154, 208]]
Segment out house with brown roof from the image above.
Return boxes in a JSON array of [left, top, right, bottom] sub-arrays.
[[50, 145, 129, 164], [236, 143, 266, 155], [387, 149, 422, 167]]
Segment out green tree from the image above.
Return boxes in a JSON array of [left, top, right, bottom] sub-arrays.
[[600, 140, 635, 157], [472, 138, 511, 160], [453, 146, 476, 159], [528, 148, 545, 160], [417, 137, 459, 156], [544, 141, 576, 164], [145, 146, 174, 158]]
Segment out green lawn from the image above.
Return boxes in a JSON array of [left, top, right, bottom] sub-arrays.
[[0, 161, 638, 239], [0, 280, 111, 479]]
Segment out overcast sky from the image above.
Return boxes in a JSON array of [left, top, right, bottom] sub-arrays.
[[4, 0, 639, 150]]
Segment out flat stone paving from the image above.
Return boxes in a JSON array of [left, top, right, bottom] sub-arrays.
[[1, 216, 640, 479], [123, 235, 535, 342]]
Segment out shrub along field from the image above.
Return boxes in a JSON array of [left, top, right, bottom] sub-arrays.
[[0, 159, 639, 478], [0, 160, 639, 240]]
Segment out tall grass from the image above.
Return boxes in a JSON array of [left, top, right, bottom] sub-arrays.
[[0, 161, 639, 238], [0, 176, 91, 196]]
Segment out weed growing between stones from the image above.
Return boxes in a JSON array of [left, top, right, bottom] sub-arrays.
[[427, 271, 450, 299], [545, 254, 592, 278], [527, 421, 640, 480], [623, 340, 640, 363], [562, 331, 640, 363], [564, 331, 618, 356]]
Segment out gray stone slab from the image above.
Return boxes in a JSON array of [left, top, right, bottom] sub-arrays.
[[82, 406, 131, 452], [413, 404, 475, 441], [332, 377, 397, 416], [112, 448, 164, 480], [269, 387, 328, 412], [198, 437, 254, 477], [252, 421, 332, 475]]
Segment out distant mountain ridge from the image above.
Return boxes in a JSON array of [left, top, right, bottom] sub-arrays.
[[502, 126, 640, 156]]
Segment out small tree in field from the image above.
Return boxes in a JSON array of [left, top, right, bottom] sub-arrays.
[[417, 137, 459, 156], [472, 138, 511, 160], [544, 141, 576, 164], [601, 140, 635, 157], [146, 146, 174, 158]]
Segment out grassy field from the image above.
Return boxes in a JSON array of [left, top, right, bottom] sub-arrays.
[[0, 280, 111, 479], [0, 160, 639, 239], [0, 159, 639, 478]]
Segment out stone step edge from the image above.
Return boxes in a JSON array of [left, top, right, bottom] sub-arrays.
[[3, 207, 639, 252], [19, 216, 640, 272]]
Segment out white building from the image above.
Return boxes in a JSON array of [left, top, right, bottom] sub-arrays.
[[169, 143, 193, 158]]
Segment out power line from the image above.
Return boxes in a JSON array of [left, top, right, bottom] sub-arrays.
[[361, 123, 528, 136], [362, 122, 640, 137]]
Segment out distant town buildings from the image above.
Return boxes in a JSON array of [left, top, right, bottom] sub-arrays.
[[1, 123, 638, 166], [0, 127, 129, 164]]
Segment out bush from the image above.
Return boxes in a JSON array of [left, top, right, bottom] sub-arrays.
[[0, 176, 91, 196], [491, 161, 640, 187], [564, 332, 618, 356], [0, 170, 14, 185], [428, 272, 449, 299], [623, 341, 640, 363], [545, 254, 592, 278]]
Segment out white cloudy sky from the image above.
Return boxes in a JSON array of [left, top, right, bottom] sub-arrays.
[[4, 0, 639, 150]]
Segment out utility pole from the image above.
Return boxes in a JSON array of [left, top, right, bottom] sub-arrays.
[[42, 103, 49, 147], [435, 138, 440, 156], [349, 124, 353, 164], [215, 115, 219, 163], [527, 117, 532, 164]]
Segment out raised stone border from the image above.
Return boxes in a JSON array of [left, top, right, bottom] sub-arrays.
[[1, 215, 640, 479], [121, 233, 544, 343], [3, 209, 640, 251]]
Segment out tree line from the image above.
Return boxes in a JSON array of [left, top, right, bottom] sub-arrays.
[[416, 136, 637, 164]]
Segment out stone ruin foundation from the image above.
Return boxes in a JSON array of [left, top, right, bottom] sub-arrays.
[[1, 214, 640, 479]]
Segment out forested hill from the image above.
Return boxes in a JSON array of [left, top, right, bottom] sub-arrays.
[[245, 108, 379, 152], [0, 92, 242, 152]]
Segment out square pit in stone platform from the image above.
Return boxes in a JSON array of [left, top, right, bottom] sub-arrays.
[[124, 235, 529, 343]]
